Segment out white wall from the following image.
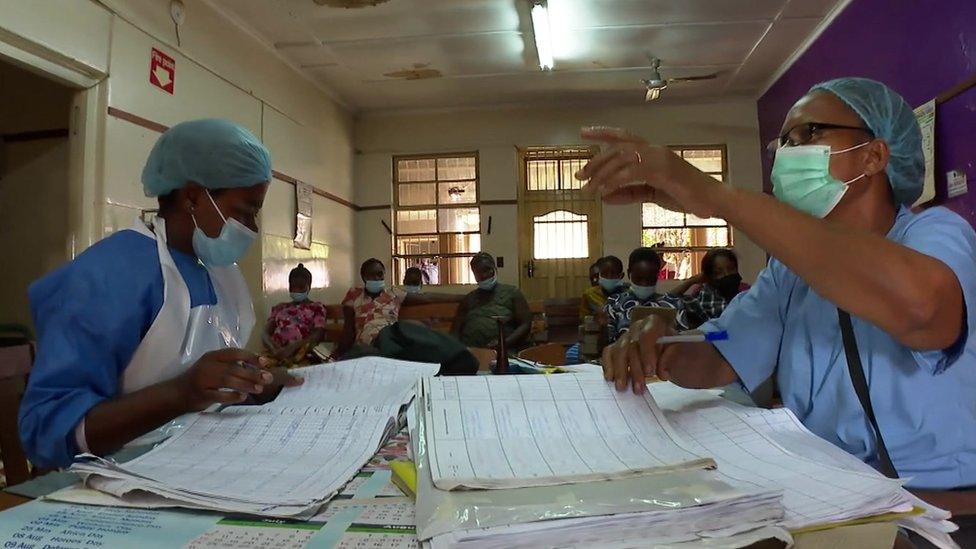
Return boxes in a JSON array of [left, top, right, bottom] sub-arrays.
[[0, 0, 357, 349], [98, 0, 356, 330], [0, 0, 110, 87], [0, 62, 72, 328], [354, 99, 767, 290]]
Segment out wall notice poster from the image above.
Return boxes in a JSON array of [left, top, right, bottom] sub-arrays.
[[295, 181, 313, 250], [947, 169, 968, 199], [912, 99, 936, 206]]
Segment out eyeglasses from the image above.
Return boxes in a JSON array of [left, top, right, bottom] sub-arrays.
[[766, 122, 875, 156]]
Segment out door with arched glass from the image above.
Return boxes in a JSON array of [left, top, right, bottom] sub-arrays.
[[517, 146, 602, 301]]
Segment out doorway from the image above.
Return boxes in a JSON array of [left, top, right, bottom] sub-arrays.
[[0, 61, 74, 330], [517, 146, 601, 301]]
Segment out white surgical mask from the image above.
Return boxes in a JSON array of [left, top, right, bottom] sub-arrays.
[[191, 189, 258, 267], [599, 276, 624, 293], [631, 284, 656, 300], [477, 275, 497, 291], [771, 142, 869, 218], [365, 279, 386, 293]]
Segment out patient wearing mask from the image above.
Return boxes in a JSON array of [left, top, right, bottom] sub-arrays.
[[402, 266, 425, 295], [579, 255, 627, 322], [339, 258, 462, 356], [452, 252, 532, 350], [668, 249, 750, 327], [605, 247, 690, 343], [263, 263, 327, 365]]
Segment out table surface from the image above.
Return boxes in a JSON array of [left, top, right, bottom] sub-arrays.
[[0, 491, 29, 511], [0, 385, 902, 548]]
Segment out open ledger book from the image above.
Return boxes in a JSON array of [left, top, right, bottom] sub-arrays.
[[422, 375, 715, 490], [416, 380, 958, 548], [69, 358, 440, 518]]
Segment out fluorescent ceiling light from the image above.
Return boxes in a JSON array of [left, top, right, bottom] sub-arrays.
[[531, 2, 554, 70]]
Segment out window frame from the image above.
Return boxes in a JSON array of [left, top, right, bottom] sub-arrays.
[[531, 209, 591, 260], [522, 146, 595, 194], [641, 144, 732, 254], [392, 151, 481, 285]]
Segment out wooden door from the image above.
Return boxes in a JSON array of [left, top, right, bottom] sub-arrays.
[[517, 147, 601, 301]]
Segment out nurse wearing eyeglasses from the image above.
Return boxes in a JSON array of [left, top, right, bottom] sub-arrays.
[[578, 78, 976, 494]]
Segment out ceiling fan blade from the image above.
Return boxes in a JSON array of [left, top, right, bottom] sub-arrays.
[[668, 72, 720, 83]]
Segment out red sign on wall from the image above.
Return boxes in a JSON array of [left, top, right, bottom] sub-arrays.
[[149, 48, 175, 94]]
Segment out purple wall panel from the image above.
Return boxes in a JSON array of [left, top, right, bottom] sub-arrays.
[[757, 0, 976, 222]]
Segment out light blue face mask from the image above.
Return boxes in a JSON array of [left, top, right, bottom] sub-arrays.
[[365, 279, 386, 293], [290, 292, 308, 302], [771, 142, 868, 218], [477, 275, 497, 291], [598, 276, 624, 293], [631, 284, 656, 300], [191, 190, 258, 267], [404, 285, 422, 294]]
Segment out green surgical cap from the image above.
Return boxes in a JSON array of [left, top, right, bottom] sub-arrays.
[[141, 118, 272, 197], [809, 77, 924, 205]]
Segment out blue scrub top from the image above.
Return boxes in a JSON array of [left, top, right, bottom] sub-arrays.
[[19, 229, 216, 468], [704, 206, 976, 489]]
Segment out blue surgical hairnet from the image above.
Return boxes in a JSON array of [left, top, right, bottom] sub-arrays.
[[808, 77, 924, 205], [142, 119, 272, 197]]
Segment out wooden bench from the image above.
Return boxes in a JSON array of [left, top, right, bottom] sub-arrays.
[[322, 299, 550, 344], [398, 302, 460, 332], [543, 297, 581, 344], [322, 302, 460, 343]]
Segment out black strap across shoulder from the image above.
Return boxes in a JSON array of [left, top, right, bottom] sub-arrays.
[[837, 308, 899, 479]]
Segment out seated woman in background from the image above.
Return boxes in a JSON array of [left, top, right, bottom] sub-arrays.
[[339, 258, 459, 355], [402, 266, 425, 295], [263, 263, 327, 366], [579, 255, 627, 321], [668, 249, 750, 326], [452, 252, 532, 351], [606, 247, 689, 343], [567, 255, 629, 364]]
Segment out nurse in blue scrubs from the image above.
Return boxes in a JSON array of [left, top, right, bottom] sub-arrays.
[[580, 78, 976, 492], [20, 119, 300, 468]]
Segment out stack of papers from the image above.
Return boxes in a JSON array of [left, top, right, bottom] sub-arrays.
[[414, 375, 787, 547], [266, 357, 440, 409], [654, 386, 904, 529], [415, 375, 957, 548], [651, 383, 957, 546], [70, 357, 440, 518], [422, 375, 714, 490], [428, 493, 789, 549]]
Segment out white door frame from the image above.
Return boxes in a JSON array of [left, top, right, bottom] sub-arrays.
[[0, 31, 108, 259]]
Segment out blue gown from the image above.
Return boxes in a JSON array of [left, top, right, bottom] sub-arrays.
[[19, 229, 216, 468], [704, 206, 976, 489]]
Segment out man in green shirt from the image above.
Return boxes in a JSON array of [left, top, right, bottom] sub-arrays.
[[452, 253, 531, 350]]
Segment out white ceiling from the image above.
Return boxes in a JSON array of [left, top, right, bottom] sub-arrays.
[[209, 0, 844, 113]]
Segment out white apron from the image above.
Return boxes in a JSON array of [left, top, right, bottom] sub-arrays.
[[74, 217, 255, 451], [122, 217, 255, 393]]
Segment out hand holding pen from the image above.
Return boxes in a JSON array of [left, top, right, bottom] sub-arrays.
[[601, 313, 728, 395]]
